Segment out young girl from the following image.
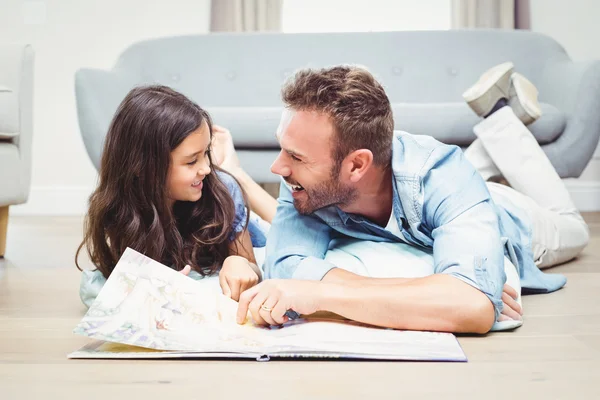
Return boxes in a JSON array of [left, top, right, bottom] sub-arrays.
[[76, 85, 267, 307]]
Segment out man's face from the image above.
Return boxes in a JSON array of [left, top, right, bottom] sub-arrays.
[[271, 109, 356, 214]]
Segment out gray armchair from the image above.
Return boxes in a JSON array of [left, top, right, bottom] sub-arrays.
[[0, 44, 34, 257], [75, 30, 600, 183]]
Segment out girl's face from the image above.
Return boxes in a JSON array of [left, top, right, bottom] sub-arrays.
[[167, 121, 212, 205]]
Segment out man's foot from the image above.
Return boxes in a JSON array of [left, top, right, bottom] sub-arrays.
[[508, 72, 542, 126], [463, 63, 543, 126], [211, 125, 241, 173], [463, 62, 514, 117]]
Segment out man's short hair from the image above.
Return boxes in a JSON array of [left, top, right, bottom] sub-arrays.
[[281, 65, 394, 168]]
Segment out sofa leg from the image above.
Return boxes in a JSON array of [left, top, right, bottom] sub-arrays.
[[0, 206, 8, 258]]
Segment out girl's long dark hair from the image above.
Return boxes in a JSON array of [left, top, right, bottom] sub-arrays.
[[76, 85, 247, 278]]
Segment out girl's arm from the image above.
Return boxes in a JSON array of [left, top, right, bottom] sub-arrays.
[[211, 125, 278, 223], [221, 229, 261, 300], [230, 167, 278, 224], [228, 228, 260, 278]]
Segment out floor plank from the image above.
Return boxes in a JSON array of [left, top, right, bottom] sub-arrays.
[[0, 213, 599, 398]]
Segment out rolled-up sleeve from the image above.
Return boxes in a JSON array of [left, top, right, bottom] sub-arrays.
[[422, 146, 506, 318], [263, 181, 337, 281]]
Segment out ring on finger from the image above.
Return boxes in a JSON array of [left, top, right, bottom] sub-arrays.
[[260, 304, 273, 312]]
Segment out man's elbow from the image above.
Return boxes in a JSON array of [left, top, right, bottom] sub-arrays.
[[455, 293, 496, 334], [264, 254, 302, 280]]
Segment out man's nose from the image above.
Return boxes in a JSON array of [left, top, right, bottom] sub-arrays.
[[271, 151, 291, 176]]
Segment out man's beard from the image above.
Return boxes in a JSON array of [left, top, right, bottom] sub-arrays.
[[293, 170, 357, 215]]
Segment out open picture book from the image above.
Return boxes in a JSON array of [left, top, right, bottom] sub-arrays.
[[69, 247, 467, 362]]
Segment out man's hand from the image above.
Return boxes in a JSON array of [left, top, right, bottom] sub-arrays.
[[219, 256, 260, 301], [500, 284, 523, 322], [236, 279, 326, 326]]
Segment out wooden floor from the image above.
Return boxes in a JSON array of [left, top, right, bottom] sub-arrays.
[[0, 213, 599, 399]]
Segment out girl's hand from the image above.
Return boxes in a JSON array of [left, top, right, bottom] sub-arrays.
[[179, 265, 192, 276], [211, 125, 240, 173], [219, 256, 260, 301]]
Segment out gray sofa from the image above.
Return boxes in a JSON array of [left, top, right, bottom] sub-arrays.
[[0, 44, 34, 257], [75, 30, 600, 183]]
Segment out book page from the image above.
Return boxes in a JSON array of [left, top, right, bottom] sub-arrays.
[[73, 248, 466, 361], [75, 248, 277, 352]]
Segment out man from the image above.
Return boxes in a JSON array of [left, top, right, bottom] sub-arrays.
[[235, 63, 589, 334]]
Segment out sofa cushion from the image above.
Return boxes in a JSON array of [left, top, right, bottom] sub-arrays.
[[206, 106, 282, 148], [0, 85, 19, 139], [392, 102, 566, 146], [207, 102, 566, 149]]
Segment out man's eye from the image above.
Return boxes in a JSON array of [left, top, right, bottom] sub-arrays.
[[291, 155, 301, 162]]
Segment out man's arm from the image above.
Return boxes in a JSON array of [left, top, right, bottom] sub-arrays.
[[328, 144, 504, 330], [326, 274, 493, 333], [326, 145, 504, 332], [240, 203, 499, 333], [240, 146, 505, 333], [237, 270, 494, 333], [421, 145, 506, 324], [316, 200, 500, 333], [263, 181, 337, 281]]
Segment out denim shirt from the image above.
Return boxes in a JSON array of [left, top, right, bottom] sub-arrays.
[[264, 131, 567, 318]]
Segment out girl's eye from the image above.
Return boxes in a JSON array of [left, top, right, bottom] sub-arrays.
[[187, 159, 197, 166]]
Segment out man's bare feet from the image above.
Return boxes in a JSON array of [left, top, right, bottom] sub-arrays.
[[211, 125, 241, 173]]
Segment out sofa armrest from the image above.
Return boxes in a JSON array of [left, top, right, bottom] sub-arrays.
[[75, 68, 139, 170], [0, 44, 34, 203], [538, 60, 600, 177], [0, 85, 17, 139]]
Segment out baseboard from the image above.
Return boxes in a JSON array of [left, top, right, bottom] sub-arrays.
[[8, 180, 600, 216], [564, 181, 600, 212], [10, 186, 94, 216]]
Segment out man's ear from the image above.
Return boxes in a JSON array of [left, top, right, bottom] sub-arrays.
[[344, 149, 374, 183]]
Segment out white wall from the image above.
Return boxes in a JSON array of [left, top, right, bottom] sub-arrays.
[[530, 0, 600, 211], [282, 0, 451, 32], [4, 0, 599, 214], [1, 0, 211, 215]]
